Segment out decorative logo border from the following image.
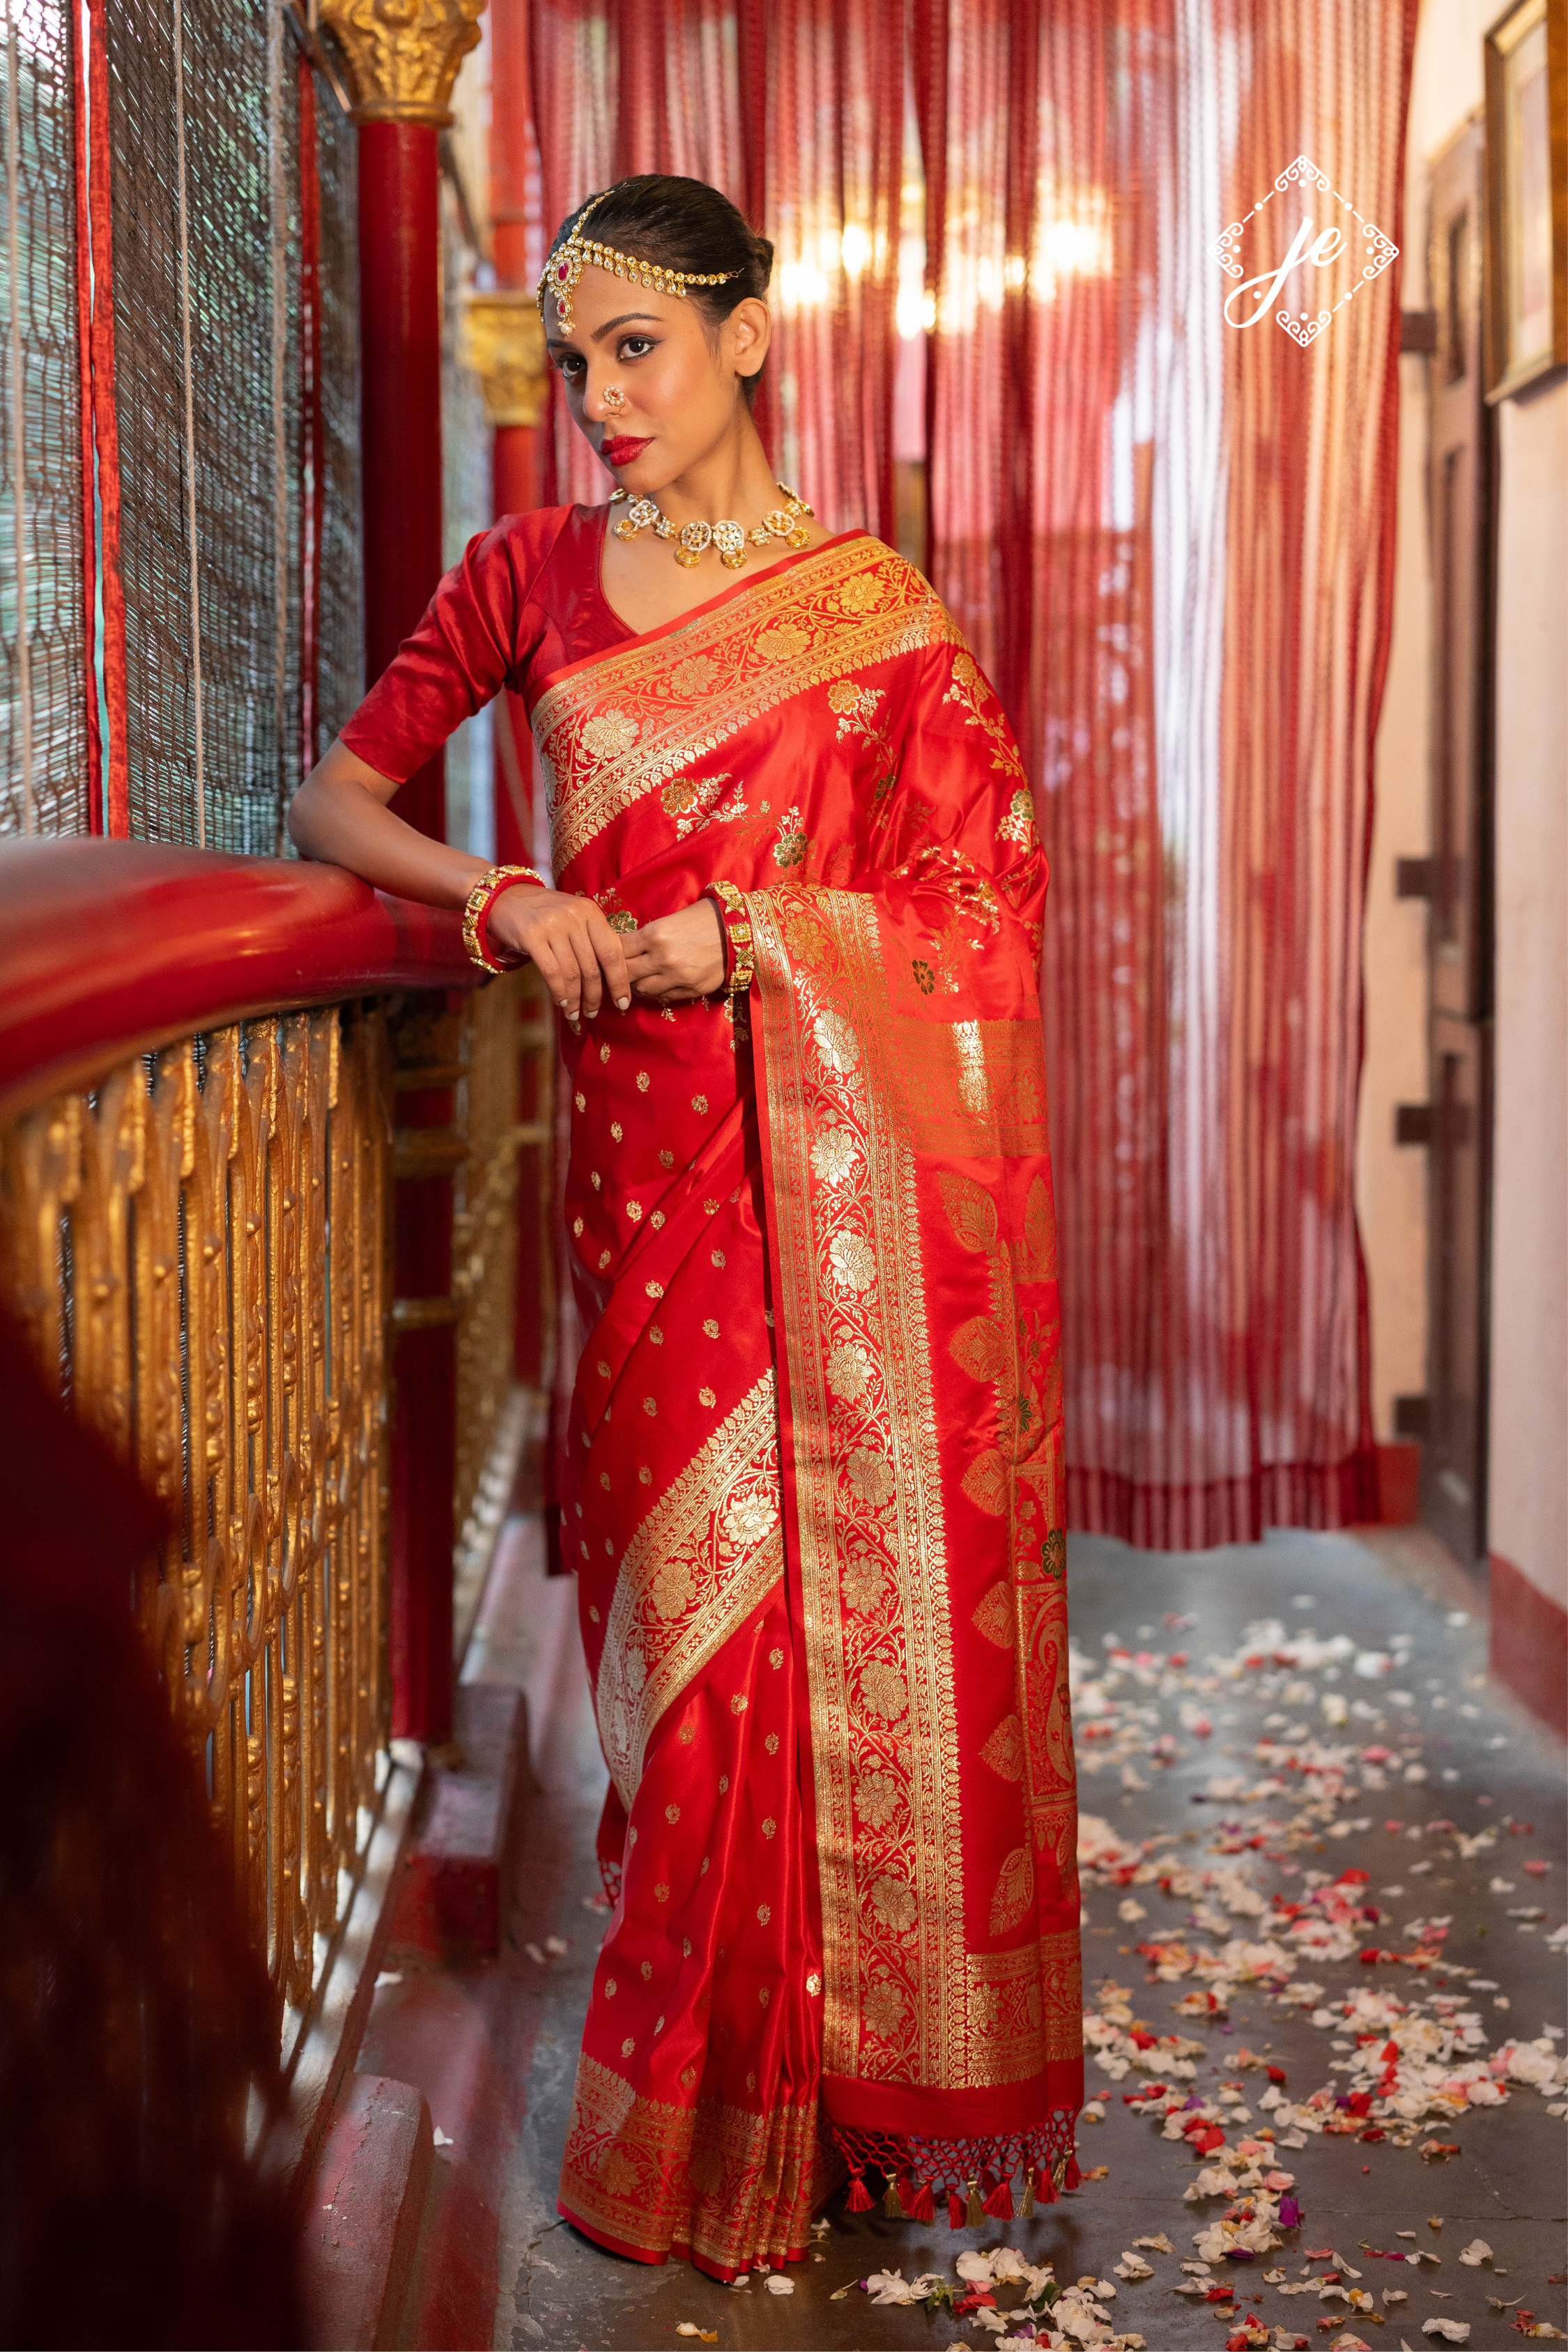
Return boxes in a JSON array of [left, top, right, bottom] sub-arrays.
[[1213, 154, 1398, 344]]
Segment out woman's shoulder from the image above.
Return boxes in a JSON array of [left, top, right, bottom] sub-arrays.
[[458, 502, 610, 608], [485, 502, 583, 563]]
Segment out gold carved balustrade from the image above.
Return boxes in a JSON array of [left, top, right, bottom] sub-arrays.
[[452, 967, 549, 1606], [0, 1009, 392, 2038], [0, 845, 550, 2112]]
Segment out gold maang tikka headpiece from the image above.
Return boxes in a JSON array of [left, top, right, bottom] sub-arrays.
[[537, 185, 744, 338]]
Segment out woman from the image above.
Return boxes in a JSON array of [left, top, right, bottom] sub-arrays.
[[289, 173, 1082, 2284]]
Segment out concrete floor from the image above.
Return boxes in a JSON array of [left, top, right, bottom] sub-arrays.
[[365, 1521, 1567, 2352]]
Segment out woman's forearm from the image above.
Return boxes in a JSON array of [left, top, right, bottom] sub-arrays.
[[286, 737, 493, 908]]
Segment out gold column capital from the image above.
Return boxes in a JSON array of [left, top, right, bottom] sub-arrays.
[[460, 289, 548, 428], [317, 0, 485, 128]]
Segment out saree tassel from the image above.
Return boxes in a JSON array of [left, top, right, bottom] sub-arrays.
[[902, 2175, 936, 2224], [983, 2173, 1015, 2220], [1064, 2153, 1082, 2193], [947, 2190, 967, 2230], [1019, 2170, 1036, 2220], [964, 2176, 985, 2229], [1033, 2165, 1058, 2206], [882, 2176, 904, 2220], [845, 2167, 874, 2214]]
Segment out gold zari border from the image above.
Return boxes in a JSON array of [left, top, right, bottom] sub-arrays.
[[560, 2052, 823, 2275], [595, 1371, 784, 1808], [749, 885, 971, 2087], [532, 537, 961, 874]]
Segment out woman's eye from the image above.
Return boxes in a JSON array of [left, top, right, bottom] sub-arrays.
[[617, 336, 656, 360]]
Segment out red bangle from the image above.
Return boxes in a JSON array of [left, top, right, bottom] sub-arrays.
[[462, 864, 547, 973], [702, 881, 755, 995]]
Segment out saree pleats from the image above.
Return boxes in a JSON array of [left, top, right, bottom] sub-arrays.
[[541, 530, 1083, 2273], [560, 1589, 833, 2276]]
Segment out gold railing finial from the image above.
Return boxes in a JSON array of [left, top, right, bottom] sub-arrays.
[[460, 289, 549, 428], [316, 0, 485, 129]]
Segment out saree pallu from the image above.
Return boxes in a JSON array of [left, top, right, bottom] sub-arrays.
[[535, 530, 1084, 2279]]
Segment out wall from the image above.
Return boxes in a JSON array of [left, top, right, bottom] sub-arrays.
[[1358, 0, 1501, 1445], [1488, 375, 1567, 1723], [1362, 0, 1567, 1728]]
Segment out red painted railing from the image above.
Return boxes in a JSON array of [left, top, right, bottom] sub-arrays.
[[0, 837, 475, 1117]]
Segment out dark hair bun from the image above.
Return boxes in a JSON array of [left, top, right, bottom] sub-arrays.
[[549, 175, 771, 326]]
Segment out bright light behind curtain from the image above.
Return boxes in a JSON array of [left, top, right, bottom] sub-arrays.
[[528, 0, 1415, 1548], [918, 0, 1414, 1546], [528, 0, 902, 537]]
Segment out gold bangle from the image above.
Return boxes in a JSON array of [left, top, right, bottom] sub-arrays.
[[705, 879, 755, 996], [462, 863, 546, 973]]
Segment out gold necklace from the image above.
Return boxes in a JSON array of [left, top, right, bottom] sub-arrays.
[[610, 483, 815, 571]]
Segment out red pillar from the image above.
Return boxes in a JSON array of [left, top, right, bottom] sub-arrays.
[[486, 0, 544, 868], [483, 0, 551, 1390], [358, 121, 445, 844], [358, 122, 456, 1742]]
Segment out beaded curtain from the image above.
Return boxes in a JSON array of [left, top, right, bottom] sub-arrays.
[[914, 0, 1412, 1542], [528, 0, 1414, 1546]]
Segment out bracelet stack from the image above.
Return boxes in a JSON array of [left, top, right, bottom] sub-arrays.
[[704, 880, 755, 996], [462, 863, 547, 974]]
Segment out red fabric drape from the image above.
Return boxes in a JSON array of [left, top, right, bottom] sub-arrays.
[[526, 0, 1413, 1546]]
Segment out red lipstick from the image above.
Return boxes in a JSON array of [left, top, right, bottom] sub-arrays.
[[601, 434, 652, 466]]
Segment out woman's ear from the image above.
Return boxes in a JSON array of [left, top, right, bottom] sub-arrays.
[[726, 296, 772, 383]]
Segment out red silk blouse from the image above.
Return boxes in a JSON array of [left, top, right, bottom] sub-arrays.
[[338, 503, 629, 784]]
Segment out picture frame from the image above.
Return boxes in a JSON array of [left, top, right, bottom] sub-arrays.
[[1484, 0, 1567, 399]]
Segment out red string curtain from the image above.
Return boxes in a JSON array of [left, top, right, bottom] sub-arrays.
[[528, 0, 901, 540], [918, 0, 1413, 1545], [528, 0, 1413, 1547]]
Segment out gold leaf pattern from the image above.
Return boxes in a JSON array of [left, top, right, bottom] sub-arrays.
[[960, 1447, 1009, 1517], [990, 1843, 1035, 1935], [972, 1580, 1017, 1650], [937, 1168, 999, 1254], [979, 1712, 1027, 1782], [950, 1314, 1006, 1382]]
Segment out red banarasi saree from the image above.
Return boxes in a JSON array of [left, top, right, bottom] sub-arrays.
[[342, 505, 1084, 2279]]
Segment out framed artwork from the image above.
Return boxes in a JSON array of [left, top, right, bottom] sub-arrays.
[[1484, 0, 1567, 399]]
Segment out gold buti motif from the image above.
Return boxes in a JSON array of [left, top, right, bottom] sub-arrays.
[[316, 0, 484, 128]]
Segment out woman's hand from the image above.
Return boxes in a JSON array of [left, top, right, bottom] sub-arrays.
[[488, 887, 632, 1020], [623, 898, 726, 1002]]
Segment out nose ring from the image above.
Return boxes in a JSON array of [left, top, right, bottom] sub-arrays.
[[602, 384, 626, 412]]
